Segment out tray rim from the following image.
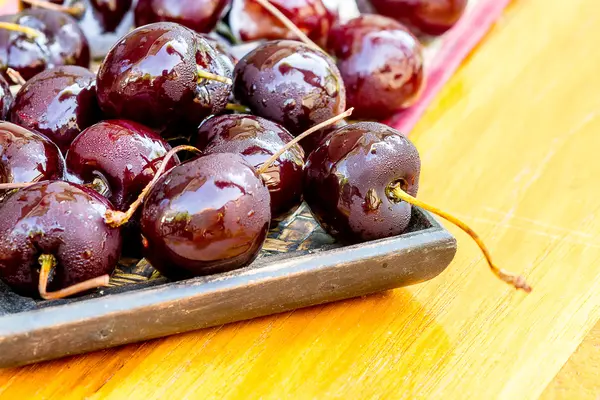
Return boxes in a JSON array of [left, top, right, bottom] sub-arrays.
[[0, 209, 457, 368]]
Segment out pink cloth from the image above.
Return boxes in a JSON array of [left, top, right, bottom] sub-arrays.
[[388, 0, 512, 134]]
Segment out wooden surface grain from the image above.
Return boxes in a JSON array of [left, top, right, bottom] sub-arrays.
[[1, 0, 600, 398]]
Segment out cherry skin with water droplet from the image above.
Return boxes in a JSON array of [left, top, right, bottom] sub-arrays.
[[196, 114, 305, 218], [229, 0, 332, 46], [135, 0, 231, 34], [369, 0, 468, 36], [97, 22, 231, 134], [327, 14, 424, 120], [0, 180, 122, 298], [304, 122, 420, 243], [140, 153, 271, 279], [0, 121, 65, 186], [233, 40, 346, 139], [10, 65, 102, 154], [0, 75, 13, 120]]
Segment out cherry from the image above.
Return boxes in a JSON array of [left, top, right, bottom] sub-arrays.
[[229, 0, 332, 46], [196, 114, 305, 218], [305, 121, 419, 243], [0, 180, 121, 299], [65, 119, 179, 212], [369, 0, 468, 36], [305, 121, 532, 292], [0, 121, 65, 186], [135, 0, 231, 34], [96, 22, 232, 134], [327, 14, 424, 120], [75, 0, 135, 58], [16, 8, 90, 68], [0, 75, 14, 120], [0, 16, 50, 82], [20, 0, 136, 58], [10, 65, 101, 154], [233, 40, 346, 139], [140, 153, 271, 279], [66, 119, 179, 256]]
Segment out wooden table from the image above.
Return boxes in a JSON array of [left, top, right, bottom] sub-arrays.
[[1, 0, 600, 398]]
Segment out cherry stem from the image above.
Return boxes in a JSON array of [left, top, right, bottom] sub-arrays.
[[256, 108, 353, 176], [104, 145, 202, 228], [253, 0, 321, 51], [0, 181, 36, 190], [38, 254, 110, 300], [197, 67, 232, 85], [0, 21, 43, 39], [387, 184, 532, 293], [20, 0, 85, 17], [6, 68, 26, 85], [226, 103, 251, 113]]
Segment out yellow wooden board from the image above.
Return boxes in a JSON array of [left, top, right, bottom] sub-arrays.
[[1, 0, 600, 398]]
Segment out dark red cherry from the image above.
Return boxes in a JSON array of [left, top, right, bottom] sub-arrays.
[[140, 153, 271, 279], [0, 75, 14, 120], [0, 180, 122, 298], [16, 8, 90, 68], [0, 14, 51, 82], [97, 22, 232, 134], [135, 0, 231, 34], [196, 114, 304, 218], [233, 40, 346, 138], [327, 14, 424, 120], [65, 119, 179, 212], [369, 0, 467, 36], [229, 0, 332, 47], [66, 119, 179, 257], [19, 0, 134, 58], [304, 122, 420, 243], [10, 65, 101, 154], [0, 121, 65, 185]]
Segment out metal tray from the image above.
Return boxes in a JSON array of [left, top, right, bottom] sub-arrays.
[[0, 204, 456, 368]]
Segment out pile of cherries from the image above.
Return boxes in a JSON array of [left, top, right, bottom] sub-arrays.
[[0, 0, 531, 301]]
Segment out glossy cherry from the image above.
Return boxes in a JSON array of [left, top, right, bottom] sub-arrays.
[[65, 119, 179, 212], [21, 0, 136, 58], [327, 14, 424, 120], [0, 14, 51, 81], [97, 22, 232, 134], [135, 0, 231, 34], [140, 153, 271, 279], [369, 0, 468, 36], [11, 65, 101, 154], [304, 122, 420, 243], [229, 0, 332, 47], [0, 180, 122, 298], [233, 40, 346, 138], [0, 75, 13, 120], [17, 8, 90, 68], [0, 121, 65, 185], [196, 114, 305, 218]]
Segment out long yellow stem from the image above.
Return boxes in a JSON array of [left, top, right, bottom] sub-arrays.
[[388, 184, 532, 293], [38, 254, 110, 300], [256, 108, 353, 176], [104, 145, 202, 228], [0, 22, 42, 39]]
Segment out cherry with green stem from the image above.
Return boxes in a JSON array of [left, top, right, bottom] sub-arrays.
[[304, 122, 532, 293]]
